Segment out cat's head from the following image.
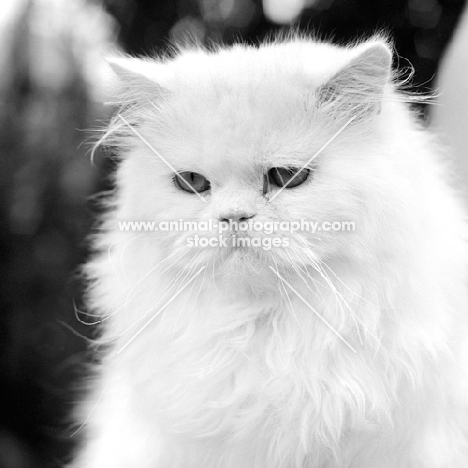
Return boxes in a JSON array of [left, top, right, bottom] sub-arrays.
[[100, 37, 411, 283]]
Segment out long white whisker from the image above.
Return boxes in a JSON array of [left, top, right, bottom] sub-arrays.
[[269, 266, 357, 353], [294, 235, 365, 345], [76, 247, 189, 326], [117, 266, 206, 354]]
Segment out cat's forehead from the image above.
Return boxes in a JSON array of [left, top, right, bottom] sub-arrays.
[[153, 43, 339, 171], [164, 41, 354, 89], [155, 84, 318, 177], [152, 96, 317, 181], [137, 39, 384, 176]]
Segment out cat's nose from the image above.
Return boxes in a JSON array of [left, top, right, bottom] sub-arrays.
[[218, 211, 256, 223]]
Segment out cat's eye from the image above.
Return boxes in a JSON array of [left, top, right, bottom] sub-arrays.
[[268, 167, 310, 188], [174, 171, 211, 193]]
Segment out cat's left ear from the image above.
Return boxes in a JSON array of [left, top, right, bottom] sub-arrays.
[[317, 41, 393, 119], [104, 56, 166, 105]]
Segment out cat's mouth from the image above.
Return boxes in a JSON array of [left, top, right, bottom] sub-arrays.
[[181, 229, 287, 267], [218, 233, 274, 266], [223, 232, 272, 254], [219, 245, 268, 276]]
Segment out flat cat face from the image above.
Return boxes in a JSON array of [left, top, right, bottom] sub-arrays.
[[103, 38, 401, 280]]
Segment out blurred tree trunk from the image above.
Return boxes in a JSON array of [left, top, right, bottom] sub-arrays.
[[0, 1, 115, 466]]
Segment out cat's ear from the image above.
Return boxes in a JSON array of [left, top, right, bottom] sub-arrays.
[[104, 56, 166, 105], [317, 41, 392, 119]]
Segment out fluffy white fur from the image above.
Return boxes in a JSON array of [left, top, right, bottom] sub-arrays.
[[73, 36, 468, 467]]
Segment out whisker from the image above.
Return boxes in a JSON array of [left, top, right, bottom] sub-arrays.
[[70, 384, 108, 438], [76, 247, 189, 326], [117, 265, 206, 354], [294, 235, 365, 346]]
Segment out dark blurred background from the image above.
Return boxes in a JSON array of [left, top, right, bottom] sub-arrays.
[[0, 0, 466, 466]]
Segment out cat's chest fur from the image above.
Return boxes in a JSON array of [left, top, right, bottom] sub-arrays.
[[88, 265, 453, 468], [78, 242, 468, 467]]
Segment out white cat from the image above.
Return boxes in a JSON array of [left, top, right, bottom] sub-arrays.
[[73, 36, 468, 467]]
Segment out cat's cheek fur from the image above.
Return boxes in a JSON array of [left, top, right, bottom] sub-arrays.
[[73, 37, 468, 467]]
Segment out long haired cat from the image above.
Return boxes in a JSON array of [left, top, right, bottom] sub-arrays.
[[73, 35, 468, 467]]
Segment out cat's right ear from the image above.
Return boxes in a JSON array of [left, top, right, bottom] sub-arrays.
[[104, 57, 165, 105], [316, 41, 393, 121]]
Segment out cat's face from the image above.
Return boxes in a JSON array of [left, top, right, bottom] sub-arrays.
[[106, 39, 394, 279]]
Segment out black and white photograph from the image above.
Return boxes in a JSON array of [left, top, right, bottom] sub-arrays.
[[1, 0, 468, 466]]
